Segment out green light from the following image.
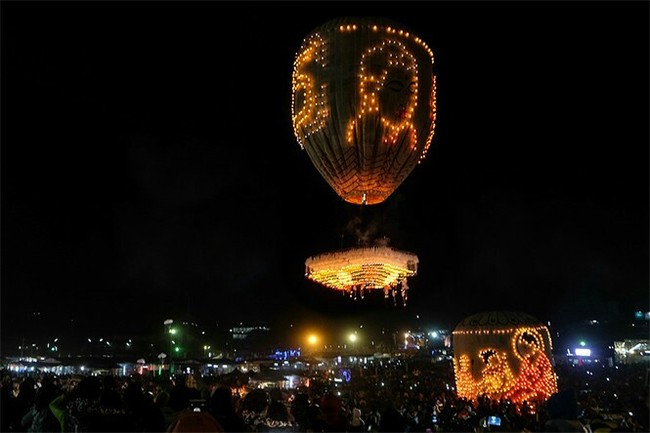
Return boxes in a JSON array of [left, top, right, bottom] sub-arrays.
[[175, 347, 180, 353], [579, 340, 586, 346]]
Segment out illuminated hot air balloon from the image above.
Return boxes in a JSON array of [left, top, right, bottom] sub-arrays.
[[452, 311, 558, 405], [292, 17, 437, 205]]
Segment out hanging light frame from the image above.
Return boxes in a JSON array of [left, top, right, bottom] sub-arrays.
[[305, 246, 418, 304]]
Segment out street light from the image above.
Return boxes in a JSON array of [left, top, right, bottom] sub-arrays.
[[348, 332, 358, 354], [306, 333, 319, 356], [169, 328, 178, 373], [164, 319, 174, 374]]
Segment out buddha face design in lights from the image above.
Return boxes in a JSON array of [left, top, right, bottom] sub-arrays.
[[505, 328, 558, 403], [345, 40, 420, 151], [453, 327, 558, 404]]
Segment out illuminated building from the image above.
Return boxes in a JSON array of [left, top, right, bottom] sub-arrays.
[[452, 311, 558, 404], [231, 325, 270, 340], [305, 246, 418, 305]]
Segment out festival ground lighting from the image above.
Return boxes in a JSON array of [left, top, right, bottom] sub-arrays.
[[304, 246, 418, 305]]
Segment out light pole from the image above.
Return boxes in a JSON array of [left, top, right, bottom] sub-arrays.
[[163, 319, 174, 374], [169, 328, 178, 374], [307, 334, 319, 356], [348, 332, 358, 355]]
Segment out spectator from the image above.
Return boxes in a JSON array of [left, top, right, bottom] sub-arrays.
[[20, 376, 60, 433], [208, 385, 248, 432]]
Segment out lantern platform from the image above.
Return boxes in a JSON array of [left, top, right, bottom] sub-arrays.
[[305, 246, 418, 304]]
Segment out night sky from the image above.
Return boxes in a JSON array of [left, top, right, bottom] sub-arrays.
[[2, 2, 648, 345]]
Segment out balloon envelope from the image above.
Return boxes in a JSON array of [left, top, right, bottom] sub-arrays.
[[292, 17, 437, 205]]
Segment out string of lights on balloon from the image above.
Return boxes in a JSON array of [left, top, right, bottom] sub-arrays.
[[292, 18, 436, 206], [452, 311, 559, 405]]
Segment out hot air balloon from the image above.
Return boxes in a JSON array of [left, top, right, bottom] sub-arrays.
[[452, 311, 558, 405], [292, 16, 437, 205]]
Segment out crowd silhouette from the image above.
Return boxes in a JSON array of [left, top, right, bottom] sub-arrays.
[[1, 360, 648, 432]]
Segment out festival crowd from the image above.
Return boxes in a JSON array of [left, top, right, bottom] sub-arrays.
[[0, 360, 648, 432]]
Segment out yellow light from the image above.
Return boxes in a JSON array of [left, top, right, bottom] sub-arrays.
[[305, 246, 418, 305]]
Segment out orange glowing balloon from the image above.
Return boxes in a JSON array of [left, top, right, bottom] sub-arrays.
[[452, 311, 558, 404], [292, 17, 437, 205]]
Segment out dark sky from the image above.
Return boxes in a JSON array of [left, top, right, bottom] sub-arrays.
[[2, 1, 648, 344]]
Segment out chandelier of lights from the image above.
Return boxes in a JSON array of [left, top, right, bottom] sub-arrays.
[[305, 246, 418, 305]]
